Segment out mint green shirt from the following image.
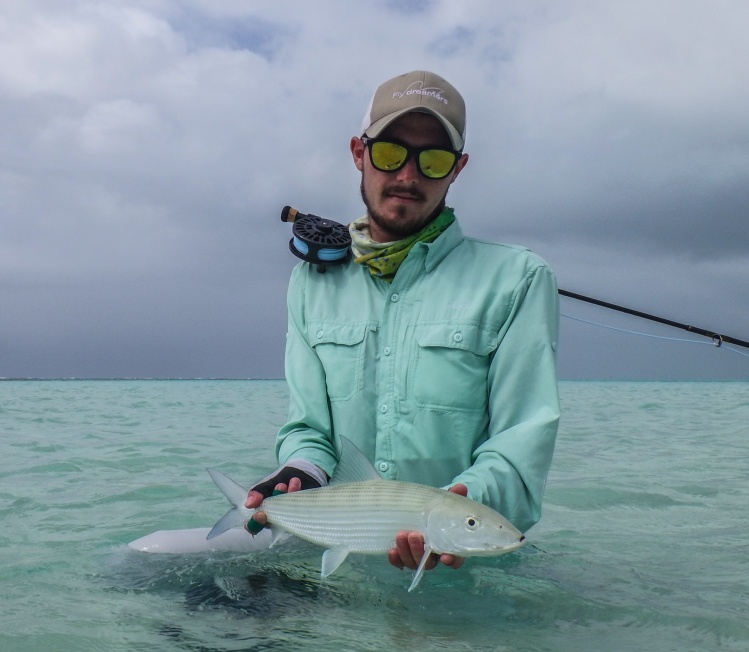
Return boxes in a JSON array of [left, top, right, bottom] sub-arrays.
[[276, 218, 560, 531]]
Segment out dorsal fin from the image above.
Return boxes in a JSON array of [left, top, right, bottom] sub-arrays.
[[329, 436, 381, 485]]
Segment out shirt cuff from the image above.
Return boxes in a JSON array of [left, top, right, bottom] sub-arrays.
[[285, 458, 329, 487]]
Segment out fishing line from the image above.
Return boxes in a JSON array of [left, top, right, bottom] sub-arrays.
[[559, 289, 749, 351], [561, 314, 749, 359], [291, 236, 348, 262]]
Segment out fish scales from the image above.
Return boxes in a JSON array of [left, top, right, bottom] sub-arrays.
[[261, 480, 439, 550]]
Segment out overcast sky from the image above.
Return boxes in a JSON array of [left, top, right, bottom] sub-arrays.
[[2, 0, 748, 380]]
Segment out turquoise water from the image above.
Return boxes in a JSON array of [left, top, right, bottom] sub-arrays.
[[1, 380, 748, 651]]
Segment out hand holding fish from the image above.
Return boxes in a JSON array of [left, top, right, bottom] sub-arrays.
[[245, 476, 303, 508], [245, 477, 302, 533], [244, 473, 305, 533], [388, 484, 468, 572], [245, 461, 326, 504], [243, 460, 328, 533]]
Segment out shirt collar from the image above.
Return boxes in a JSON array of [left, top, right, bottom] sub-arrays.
[[421, 217, 464, 272]]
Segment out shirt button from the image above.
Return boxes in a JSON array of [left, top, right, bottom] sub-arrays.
[[453, 332, 463, 343], [383, 346, 391, 356], [390, 293, 400, 303], [379, 404, 388, 414], [378, 461, 389, 472], [316, 330, 324, 339]]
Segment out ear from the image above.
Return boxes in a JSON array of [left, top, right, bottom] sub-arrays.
[[350, 136, 365, 172], [449, 153, 469, 184]]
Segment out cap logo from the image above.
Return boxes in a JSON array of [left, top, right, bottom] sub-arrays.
[[393, 81, 449, 105]]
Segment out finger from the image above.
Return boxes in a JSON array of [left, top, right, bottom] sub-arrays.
[[439, 553, 465, 569], [387, 548, 405, 570], [448, 483, 468, 497], [407, 532, 425, 560], [408, 531, 439, 571], [245, 510, 267, 535], [244, 490, 264, 509], [272, 482, 288, 495], [395, 531, 418, 569], [287, 476, 303, 493], [407, 532, 439, 572]]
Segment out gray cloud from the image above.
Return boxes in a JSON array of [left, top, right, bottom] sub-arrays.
[[1, 0, 747, 379]]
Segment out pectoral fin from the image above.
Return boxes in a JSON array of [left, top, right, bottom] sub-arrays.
[[321, 547, 350, 578], [408, 545, 435, 592]]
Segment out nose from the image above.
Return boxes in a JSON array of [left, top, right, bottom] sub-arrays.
[[394, 155, 420, 182]]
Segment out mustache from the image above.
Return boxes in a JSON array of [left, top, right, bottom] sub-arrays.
[[384, 185, 425, 201]]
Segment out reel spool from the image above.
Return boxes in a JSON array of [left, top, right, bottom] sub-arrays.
[[281, 206, 352, 272]]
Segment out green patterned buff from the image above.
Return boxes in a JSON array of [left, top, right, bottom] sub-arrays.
[[349, 207, 455, 282]]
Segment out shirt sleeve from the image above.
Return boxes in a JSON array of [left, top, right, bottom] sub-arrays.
[[274, 264, 339, 477], [451, 262, 560, 532]]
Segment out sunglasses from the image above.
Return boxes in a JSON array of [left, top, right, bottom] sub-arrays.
[[361, 137, 461, 180]]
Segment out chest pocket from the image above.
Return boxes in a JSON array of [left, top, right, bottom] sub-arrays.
[[410, 323, 497, 411], [308, 322, 368, 401]]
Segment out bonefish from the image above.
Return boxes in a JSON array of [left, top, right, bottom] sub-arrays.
[[207, 437, 526, 591]]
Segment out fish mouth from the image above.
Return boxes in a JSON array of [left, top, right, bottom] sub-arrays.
[[463, 537, 527, 557], [502, 538, 527, 553]]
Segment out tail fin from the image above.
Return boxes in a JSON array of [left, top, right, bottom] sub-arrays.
[[206, 469, 252, 540]]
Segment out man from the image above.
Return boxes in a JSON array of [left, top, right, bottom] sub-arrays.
[[246, 70, 560, 576]]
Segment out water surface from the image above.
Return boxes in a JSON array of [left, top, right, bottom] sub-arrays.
[[1, 380, 747, 651]]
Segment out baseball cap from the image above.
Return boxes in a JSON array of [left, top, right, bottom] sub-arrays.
[[360, 70, 466, 150]]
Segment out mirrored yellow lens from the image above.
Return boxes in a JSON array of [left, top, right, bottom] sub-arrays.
[[419, 149, 457, 178], [371, 142, 408, 171]]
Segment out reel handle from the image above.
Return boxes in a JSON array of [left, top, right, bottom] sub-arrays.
[[281, 206, 299, 223]]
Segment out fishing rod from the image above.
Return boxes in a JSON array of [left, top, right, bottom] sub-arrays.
[[558, 289, 749, 350]]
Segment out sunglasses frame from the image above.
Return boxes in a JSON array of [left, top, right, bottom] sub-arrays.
[[361, 136, 462, 180]]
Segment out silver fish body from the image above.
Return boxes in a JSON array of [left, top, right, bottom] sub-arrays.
[[261, 480, 524, 556], [207, 438, 526, 591]]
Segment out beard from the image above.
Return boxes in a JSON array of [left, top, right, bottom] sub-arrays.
[[360, 176, 447, 241]]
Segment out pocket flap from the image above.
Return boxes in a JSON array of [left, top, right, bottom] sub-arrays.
[[308, 322, 368, 347], [414, 323, 497, 355]]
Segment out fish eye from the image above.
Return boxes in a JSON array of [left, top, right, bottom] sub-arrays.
[[465, 515, 480, 530]]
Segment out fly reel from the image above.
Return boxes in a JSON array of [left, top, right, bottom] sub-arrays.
[[281, 206, 352, 272]]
